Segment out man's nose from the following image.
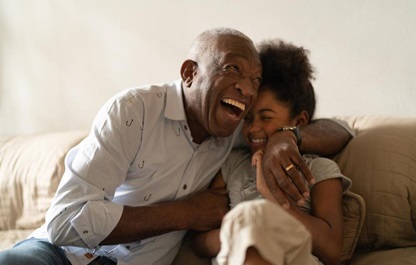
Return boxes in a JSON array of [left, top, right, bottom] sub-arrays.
[[236, 77, 255, 97]]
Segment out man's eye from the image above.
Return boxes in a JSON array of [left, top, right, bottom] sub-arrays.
[[224, 65, 240, 76], [252, 78, 262, 90], [253, 77, 262, 86]]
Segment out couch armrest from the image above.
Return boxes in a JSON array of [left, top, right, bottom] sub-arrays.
[[334, 116, 416, 251], [0, 130, 87, 231]]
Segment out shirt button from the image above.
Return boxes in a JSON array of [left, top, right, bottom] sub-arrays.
[[184, 125, 188, 130], [183, 184, 187, 190], [83, 230, 88, 234]]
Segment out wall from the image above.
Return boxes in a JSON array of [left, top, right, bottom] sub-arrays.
[[1, 0, 415, 134]]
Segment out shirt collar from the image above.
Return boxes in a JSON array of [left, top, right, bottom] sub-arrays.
[[164, 79, 238, 148], [165, 80, 186, 121]]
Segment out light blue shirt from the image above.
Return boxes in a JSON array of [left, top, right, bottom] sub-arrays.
[[32, 80, 241, 265]]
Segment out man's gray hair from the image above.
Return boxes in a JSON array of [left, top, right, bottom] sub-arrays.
[[188, 27, 254, 62]]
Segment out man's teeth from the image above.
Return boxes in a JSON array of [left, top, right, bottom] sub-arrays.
[[222, 99, 245, 111], [251, 138, 266, 143]]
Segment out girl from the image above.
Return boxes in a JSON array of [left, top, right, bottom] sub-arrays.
[[193, 39, 352, 265]]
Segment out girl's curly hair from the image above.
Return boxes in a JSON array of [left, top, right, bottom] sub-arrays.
[[257, 39, 316, 122]]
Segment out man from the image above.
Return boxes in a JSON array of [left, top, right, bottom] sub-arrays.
[[0, 27, 351, 265]]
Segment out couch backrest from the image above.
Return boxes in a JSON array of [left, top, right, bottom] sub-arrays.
[[334, 116, 416, 250], [0, 131, 87, 230]]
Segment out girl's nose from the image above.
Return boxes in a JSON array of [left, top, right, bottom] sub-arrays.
[[249, 121, 261, 132]]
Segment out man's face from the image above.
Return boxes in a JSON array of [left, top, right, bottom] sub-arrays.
[[186, 37, 262, 141]]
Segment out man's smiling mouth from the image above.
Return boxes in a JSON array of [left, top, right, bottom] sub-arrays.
[[222, 99, 246, 111], [221, 98, 246, 117]]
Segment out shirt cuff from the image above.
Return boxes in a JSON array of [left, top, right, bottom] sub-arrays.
[[70, 200, 124, 248], [331, 118, 356, 137]]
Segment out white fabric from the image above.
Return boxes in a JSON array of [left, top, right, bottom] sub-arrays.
[[216, 199, 319, 265], [31, 80, 241, 265]]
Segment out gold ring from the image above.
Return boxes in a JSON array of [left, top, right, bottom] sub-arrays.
[[285, 164, 294, 172]]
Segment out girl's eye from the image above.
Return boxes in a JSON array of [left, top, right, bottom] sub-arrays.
[[243, 116, 253, 123]]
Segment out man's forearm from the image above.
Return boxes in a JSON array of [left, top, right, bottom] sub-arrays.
[[299, 119, 353, 156], [102, 201, 192, 245], [102, 188, 228, 245]]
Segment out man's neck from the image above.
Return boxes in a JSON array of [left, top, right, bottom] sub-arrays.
[[187, 119, 210, 144]]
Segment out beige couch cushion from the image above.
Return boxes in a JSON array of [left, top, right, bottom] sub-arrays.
[[335, 116, 416, 250], [0, 131, 87, 231], [348, 247, 416, 265], [0, 229, 34, 250]]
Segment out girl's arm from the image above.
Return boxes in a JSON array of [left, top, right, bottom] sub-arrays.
[[192, 228, 221, 257], [191, 170, 226, 257], [287, 179, 344, 265], [252, 150, 281, 205]]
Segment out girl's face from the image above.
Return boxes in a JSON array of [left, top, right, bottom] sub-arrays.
[[242, 88, 296, 154]]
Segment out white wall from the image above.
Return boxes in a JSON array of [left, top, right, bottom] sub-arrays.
[[1, 0, 415, 134]]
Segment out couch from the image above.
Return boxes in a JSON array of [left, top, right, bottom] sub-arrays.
[[1, 116, 415, 264]]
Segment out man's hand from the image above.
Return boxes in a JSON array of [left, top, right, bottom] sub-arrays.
[[185, 188, 229, 231], [261, 130, 315, 209], [260, 118, 353, 208]]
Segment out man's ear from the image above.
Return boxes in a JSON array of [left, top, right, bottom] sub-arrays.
[[295, 111, 309, 126], [180, 60, 197, 87]]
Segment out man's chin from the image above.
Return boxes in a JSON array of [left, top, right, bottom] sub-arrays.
[[210, 116, 241, 137], [213, 126, 237, 138]]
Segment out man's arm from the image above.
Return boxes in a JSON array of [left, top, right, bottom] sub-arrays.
[[104, 170, 229, 246], [261, 118, 353, 208], [102, 188, 228, 245], [299, 118, 353, 156]]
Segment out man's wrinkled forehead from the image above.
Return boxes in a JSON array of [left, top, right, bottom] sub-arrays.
[[220, 49, 261, 65], [217, 37, 260, 65]]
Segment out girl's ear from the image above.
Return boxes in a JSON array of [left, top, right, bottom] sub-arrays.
[[295, 111, 309, 126], [180, 60, 197, 87]]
